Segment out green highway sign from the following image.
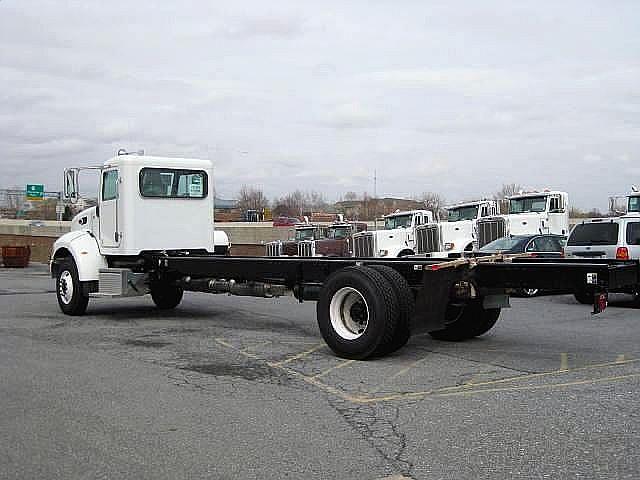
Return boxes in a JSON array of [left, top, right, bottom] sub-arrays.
[[26, 184, 45, 201]]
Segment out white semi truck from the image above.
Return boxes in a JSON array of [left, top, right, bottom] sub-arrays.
[[475, 190, 570, 249], [414, 200, 500, 258], [50, 153, 636, 360], [352, 210, 433, 258]]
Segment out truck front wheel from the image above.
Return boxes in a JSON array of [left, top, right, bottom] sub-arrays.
[[56, 257, 89, 316], [429, 300, 501, 341], [317, 266, 398, 359], [151, 281, 184, 310]]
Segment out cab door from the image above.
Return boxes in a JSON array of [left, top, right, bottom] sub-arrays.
[[99, 168, 120, 248]]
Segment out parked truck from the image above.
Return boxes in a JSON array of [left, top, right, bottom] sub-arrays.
[[475, 190, 569, 249], [352, 210, 433, 258], [303, 220, 368, 257], [51, 154, 639, 360], [265, 222, 327, 256], [415, 200, 500, 258]]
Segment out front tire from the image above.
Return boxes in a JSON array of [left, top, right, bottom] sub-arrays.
[[151, 281, 184, 310], [317, 266, 398, 359], [56, 257, 89, 316]]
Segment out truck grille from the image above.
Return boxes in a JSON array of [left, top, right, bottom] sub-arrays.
[[298, 240, 315, 257], [353, 233, 375, 257], [265, 241, 282, 257], [477, 217, 507, 248], [416, 224, 440, 254]]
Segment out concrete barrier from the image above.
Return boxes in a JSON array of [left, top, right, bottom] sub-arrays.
[[0, 220, 288, 263]]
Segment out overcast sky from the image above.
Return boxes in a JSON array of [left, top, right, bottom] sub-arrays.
[[1, 1, 639, 209]]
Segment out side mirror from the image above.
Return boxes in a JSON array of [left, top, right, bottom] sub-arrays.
[[63, 168, 79, 203]]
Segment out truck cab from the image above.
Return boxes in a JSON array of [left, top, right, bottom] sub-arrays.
[[308, 221, 367, 257], [50, 153, 226, 314], [415, 200, 499, 258], [628, 193, 640, 214], [475, 190, 569, 249], [352, 210, 433, 257], [265, 223, 327, 256]]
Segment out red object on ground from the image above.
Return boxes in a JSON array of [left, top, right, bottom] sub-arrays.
[[2, 246, 31, 268]]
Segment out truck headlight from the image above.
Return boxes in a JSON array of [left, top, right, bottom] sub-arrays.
[[378, 250, 388, 257], [444, 243, 455, 251]]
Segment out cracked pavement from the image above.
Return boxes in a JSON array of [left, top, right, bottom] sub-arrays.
[[2, 264, 640, 479]]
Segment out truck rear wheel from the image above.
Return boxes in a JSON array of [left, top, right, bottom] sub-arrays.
[[429, 300, 501, 341], [56, 257, 89, 316], [369, 265, 414, 356], [151, 281, 184, 310], [317, 266, 398, 359]]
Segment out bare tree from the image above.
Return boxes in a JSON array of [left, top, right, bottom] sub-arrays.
[[493, 183, 522, 200], [272, 190, 330, 218], [343, 191, 358, 201], [237, 185, 269, 212], [419, 192, 447, 220]]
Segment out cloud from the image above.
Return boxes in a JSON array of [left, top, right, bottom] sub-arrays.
[[321, 102, 386, 129], [364, 67, 532, 95], [0, 1, 639, 211], [224, 15, 305, 38]]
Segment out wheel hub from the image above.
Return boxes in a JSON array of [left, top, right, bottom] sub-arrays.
[[329, 287, 370, 340], [59, 270, 74, 305]]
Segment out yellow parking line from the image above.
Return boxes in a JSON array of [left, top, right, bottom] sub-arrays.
[[240, 341, 271, 353], [212, 337, 640, 405], [560, 352, 569, 371], [364, 373, 640, 403], [312, 359, 357, 379], [271, 343, 326, 367]]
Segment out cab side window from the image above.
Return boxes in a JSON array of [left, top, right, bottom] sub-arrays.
[[627, 223, 640, 245], [102, 170, 118, 201]]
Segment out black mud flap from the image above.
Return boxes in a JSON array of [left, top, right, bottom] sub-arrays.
[[592, 291, 608, 315], [411, 267, 467, 334]]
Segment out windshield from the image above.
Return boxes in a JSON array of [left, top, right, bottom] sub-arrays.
[[568, 223, 619, 246], [629, 196, 640, 213], [295, 229, 316, 241], [447, 206, 478, 222], [327, 227, 350, 239], [384, 214, 413, 229], [509, 196, 547, 214], [480, 236, 529, 252]]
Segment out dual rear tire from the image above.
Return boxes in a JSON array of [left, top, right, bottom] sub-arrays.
[[429, 301, 501, 341], [317, 266, 412, 359], [317, 265, 502, 358]]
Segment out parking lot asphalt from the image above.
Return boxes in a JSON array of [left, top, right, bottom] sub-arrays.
[[1, 264, 640, 479]]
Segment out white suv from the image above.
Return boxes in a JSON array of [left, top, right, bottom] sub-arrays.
[[565, 214, 640, 303]]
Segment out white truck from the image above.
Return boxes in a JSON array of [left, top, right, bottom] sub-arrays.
[[352, 210, 433, 258], [49, 153, 637, 360], [475, 190, 570, 249], [414, 200, 500, 258]]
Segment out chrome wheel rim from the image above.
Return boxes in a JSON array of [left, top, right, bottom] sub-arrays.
[[523, 288, 539, 297], [59, 270, 74, 305], [329, 287, 369, 340]]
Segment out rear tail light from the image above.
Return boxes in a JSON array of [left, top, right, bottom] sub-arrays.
[[616, 247, 630, 260]]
